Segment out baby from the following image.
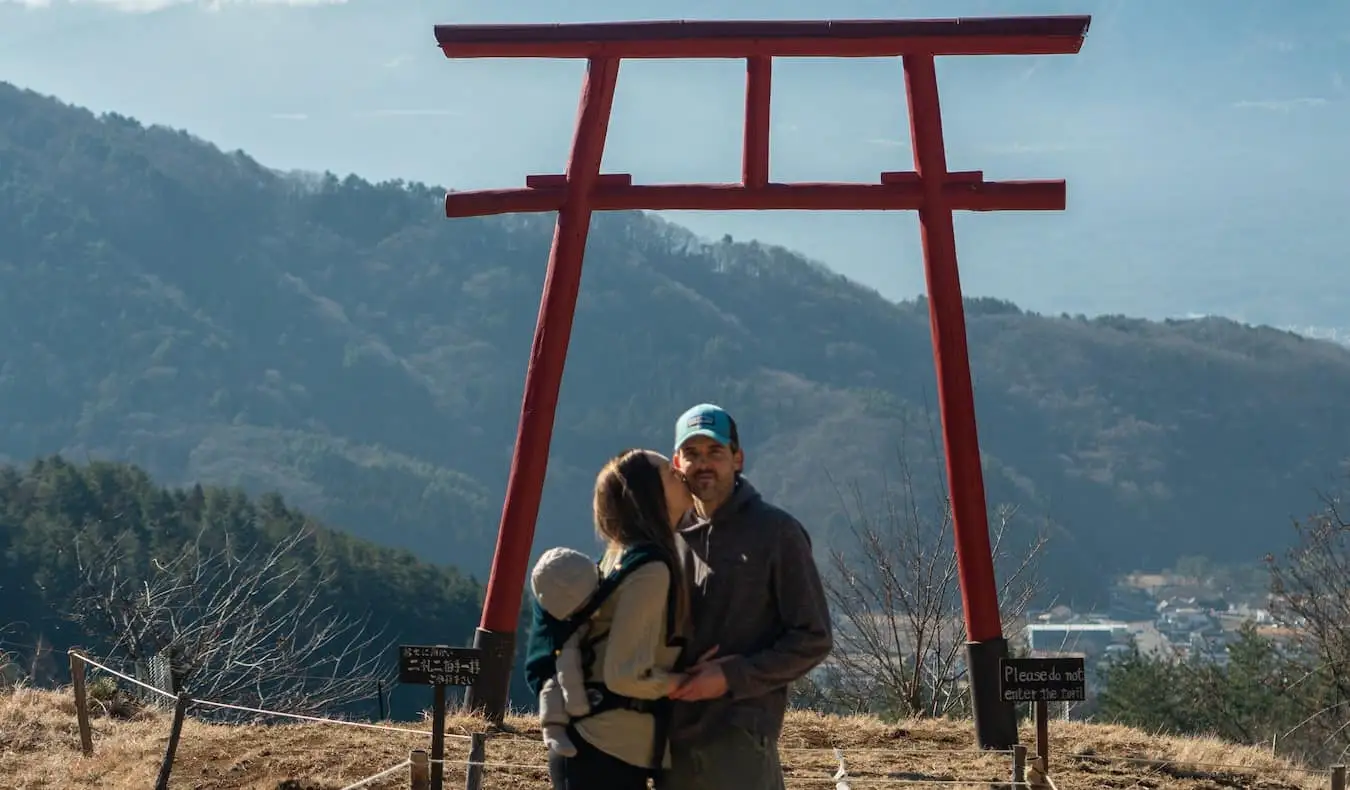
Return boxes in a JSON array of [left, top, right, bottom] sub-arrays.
[[529, 546, 601, 757]]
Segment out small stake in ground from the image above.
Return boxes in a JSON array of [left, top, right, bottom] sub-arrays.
[[67, 649, 94, 757], [410, 749, 430, 790], [154, 692, 190, 790], [465, 732, 487, 790]]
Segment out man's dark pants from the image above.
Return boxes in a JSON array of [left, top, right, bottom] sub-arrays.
[[656, 725, 785, 790]]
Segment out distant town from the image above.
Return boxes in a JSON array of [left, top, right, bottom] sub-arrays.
[[1021, 563, 1304, 716], [806, 559, 1299, 719]]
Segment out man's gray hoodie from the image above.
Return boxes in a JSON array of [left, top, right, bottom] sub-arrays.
[[670, 477, 833, 744]]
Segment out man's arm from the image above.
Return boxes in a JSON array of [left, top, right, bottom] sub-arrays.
[[720, 518, 833, 700]]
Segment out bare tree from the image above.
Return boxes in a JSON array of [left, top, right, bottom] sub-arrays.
[[818, 429, 1047, 719], [1265, 492, 1350, 761], [70, 523, 395, 719]]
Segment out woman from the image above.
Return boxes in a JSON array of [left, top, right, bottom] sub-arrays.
[[547, 448, 694, 790]]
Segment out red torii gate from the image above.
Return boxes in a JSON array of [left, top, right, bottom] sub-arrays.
[[434, 15, 1091, 749]]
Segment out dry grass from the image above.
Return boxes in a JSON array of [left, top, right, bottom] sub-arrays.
[[0, 684, 1333, 789]]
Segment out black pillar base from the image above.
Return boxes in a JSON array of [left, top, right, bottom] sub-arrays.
[[967, 638, 1019, 750], [464, 627, 516, 723]]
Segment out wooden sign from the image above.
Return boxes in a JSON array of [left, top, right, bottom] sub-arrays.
[[398, 645, 482, 687], [999, 656, 1086, 703], [396, 645, 483, 790]]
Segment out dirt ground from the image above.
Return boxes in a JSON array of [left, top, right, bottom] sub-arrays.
[[0, 685, 1333, 789]]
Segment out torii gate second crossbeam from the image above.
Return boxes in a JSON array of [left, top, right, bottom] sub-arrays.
[[433, 15, 1092, 750]]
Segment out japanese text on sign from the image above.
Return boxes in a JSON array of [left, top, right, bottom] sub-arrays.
[[398, 645, 482, 687]]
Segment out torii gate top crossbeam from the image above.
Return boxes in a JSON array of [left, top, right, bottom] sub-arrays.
[[434, 16, 1090, 220], [434, 16, 1091, 58]]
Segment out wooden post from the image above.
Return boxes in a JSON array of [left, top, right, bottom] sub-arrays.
[[68, 650, 93, 757], [430, 684, 447, 790], [1012, 743, 1026, 787], [410, 749, 430, 790], [1331, 764, 1346, 790], [465, 732, 486, 790], [154, 693, 190, 790], [1035, 699, 1050, 771]]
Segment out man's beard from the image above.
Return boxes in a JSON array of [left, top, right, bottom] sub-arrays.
[[689, 472, 726, 502]]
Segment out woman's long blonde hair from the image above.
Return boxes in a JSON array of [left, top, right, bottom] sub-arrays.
[[593, 449, 689, 636]]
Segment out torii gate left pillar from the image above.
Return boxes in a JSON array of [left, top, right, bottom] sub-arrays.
[[434, 16, 1090, 749]]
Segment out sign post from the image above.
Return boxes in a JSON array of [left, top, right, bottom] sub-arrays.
[[999, 656, 1086, 771], [399, 645, 483, 790]]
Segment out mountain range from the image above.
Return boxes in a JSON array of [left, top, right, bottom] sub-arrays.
[[4, 80, 1350, 604]]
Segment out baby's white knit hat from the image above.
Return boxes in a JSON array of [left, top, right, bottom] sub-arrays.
[[531, 547, 599, 619]]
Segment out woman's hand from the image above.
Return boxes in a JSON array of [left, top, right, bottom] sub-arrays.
[[665, 673, 688, 697]]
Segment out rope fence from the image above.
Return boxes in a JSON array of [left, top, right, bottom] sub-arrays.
[[417, 755, 1028, 785], [339, 759, 414, 790], [60, 648, 1350, 790], [1062, 750, 1333, 775], [72, 651, 439, 738]]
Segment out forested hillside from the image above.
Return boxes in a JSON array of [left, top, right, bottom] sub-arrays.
[[0, 456, 488, 715], [3, 81, 1350, 603]]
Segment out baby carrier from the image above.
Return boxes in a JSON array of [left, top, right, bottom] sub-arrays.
[[524, 542, 685, 765]]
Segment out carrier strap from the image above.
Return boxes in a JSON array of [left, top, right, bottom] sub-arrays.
[[572, 551, 687, 770]]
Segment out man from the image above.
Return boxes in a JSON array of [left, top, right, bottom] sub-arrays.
[[659, 403, 833, 790]]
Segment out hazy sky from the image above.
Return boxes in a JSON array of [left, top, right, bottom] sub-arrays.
[[2, 0, 1347, 332]]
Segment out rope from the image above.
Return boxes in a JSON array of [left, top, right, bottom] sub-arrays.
[[421, 756, 1029, 786], [336, 759, 412, 790], [782, 778, 1031, 787], [190, 697, 463, 738], [781, 745, 1019, 756], [72, 651, 470, 740], [483, 731, 1018, 758], [1064, 750, 1331, 775], [74, 651, 177, 700], [428, 756, 542, 769], [4, 644, 389, 684], [777, 777, 1026, 783]]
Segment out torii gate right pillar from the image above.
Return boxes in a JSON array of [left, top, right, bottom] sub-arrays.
[[905, 52, 1013, 748]]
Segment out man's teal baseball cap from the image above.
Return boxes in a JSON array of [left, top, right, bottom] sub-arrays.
[[674, 403, 739, 454]]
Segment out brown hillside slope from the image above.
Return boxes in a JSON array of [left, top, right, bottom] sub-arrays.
[[0, 686, 1328, 789]]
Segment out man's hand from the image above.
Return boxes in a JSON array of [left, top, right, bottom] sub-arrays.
[[670, 663, 728, 701], [670, 646, 732, 701]]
